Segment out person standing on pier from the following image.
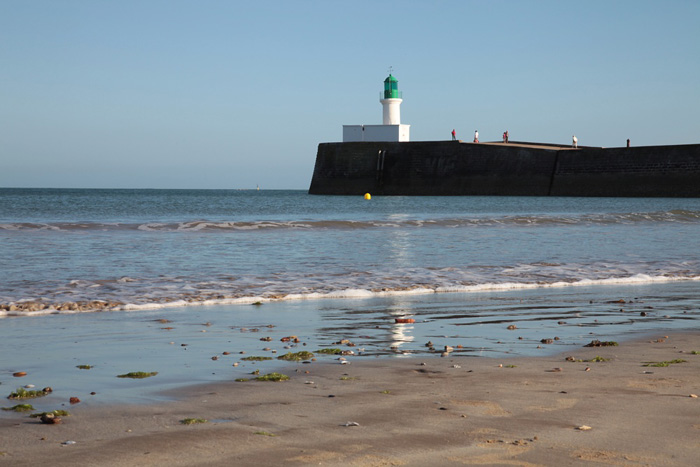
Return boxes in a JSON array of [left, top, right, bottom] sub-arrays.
[[474, 130, 479, 143], [572, 135, 578, 148], [452, 129, 456, 141]]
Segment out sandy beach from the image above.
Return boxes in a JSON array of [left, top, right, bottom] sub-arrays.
[[2, 332, 699, 466]]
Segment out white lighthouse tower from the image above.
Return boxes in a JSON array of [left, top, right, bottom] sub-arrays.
[[343, 73, 410, 142]]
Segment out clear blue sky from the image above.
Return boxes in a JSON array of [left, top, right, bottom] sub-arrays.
[[2, 0, 699, 189]]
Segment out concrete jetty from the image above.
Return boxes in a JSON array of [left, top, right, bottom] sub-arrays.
[[308, 140, 700, 197]]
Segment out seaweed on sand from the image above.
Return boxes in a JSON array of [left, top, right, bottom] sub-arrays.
[[180, 418, 208, 425], [7, 387, 51, 400], [2, 404, 35, 412], [276, 351, 314, 361], [255, 373, 290, 382], [117, 371, 158, 379], [642, 359, 686, 367]]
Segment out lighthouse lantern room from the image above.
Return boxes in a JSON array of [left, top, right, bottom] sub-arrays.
[[343, 73, 410, 142]]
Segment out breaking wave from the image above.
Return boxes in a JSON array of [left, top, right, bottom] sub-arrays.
[[2, 210, 700, 232], [2, 265, 699, 317]]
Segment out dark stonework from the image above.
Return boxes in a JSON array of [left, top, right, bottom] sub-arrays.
[[308, 141, 700, 197]]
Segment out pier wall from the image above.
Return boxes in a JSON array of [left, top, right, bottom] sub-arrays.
[[308, 141, 700, 197]]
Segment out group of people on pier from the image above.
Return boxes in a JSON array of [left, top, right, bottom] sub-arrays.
[[450, 129, 505, 144]]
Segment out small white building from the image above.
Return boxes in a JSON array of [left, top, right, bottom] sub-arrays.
[[343, 74, 410, 142]]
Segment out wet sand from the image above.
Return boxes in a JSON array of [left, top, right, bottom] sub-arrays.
[[2, 332, 699, 466]]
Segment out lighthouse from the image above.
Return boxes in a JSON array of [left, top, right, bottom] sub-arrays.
[[381, 74, 402, 124], [342, 73, 411, 142]]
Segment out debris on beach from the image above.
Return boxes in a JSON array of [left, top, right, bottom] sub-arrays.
[[1, 404, 35, 412], [277, 351, 314, 361], [40, 412, 62, 424], [395, 318, 415, 323], [343, 421, 360, 427], [76, 365, 93, 370], [254, 372, 290, 382], [116, 371, 158, 379], [507, 325, 517, 330], [584, 340, 618, 347], [576, 425, 592, 431], [7, 387, 52, 400], [180, 418, 208, 425], [642, 359, 686, 367], [69, 397, 80, 404], [12, 371, 27, 377], [315, 348, 342, 355], [31, 409, 69, 419], [540, 339, 554, 344]]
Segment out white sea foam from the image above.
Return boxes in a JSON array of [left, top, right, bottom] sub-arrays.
[[4, 273, 697, 318], [3, 209, 700, 232]]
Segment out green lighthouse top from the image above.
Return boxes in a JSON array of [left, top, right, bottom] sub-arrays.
[[383, 74, 401, 99]]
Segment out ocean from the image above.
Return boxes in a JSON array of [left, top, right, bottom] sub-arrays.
[[1, 188, 699, 405], [2, 188, 700, 314]]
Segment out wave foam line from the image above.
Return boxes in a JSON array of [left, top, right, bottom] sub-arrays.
[[3, 210, 700, 232], [2, 274, 699, 318]]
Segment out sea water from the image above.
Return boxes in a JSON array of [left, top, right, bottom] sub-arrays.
[[1, 189, 699, 407], [2, 188, 700, 312]]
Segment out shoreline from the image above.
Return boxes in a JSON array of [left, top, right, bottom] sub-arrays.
[[3, 272, 700, 318], [2, 332, 699, 466]]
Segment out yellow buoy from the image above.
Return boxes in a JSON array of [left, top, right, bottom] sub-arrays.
[[364, 193, 371, 200]]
